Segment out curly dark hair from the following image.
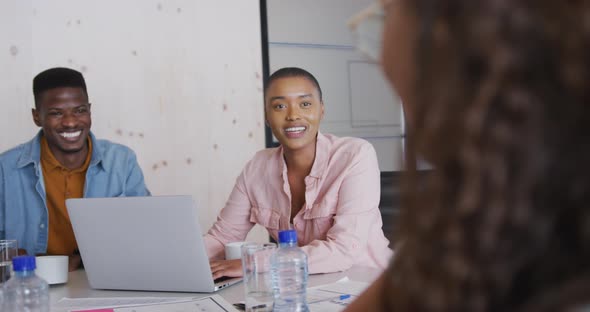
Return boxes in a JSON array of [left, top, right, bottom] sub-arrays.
[[384, 1, 590, 311]]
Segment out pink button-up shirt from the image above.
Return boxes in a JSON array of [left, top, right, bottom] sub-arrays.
[[204, 132, 392, 274]]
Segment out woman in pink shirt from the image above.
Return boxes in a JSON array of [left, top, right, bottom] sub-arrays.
[[206, 67, 392, 278]]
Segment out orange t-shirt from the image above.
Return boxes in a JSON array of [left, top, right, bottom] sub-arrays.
[[40, 136, 92, 256]]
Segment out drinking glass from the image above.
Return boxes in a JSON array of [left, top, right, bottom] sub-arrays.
[[0, 240, 18, 284], [241, 242, 277, 312]]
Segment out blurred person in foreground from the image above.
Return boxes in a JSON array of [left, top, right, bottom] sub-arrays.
[[346, 0, 590, 311]]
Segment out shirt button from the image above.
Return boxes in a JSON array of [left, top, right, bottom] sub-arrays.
[[40, 224, 45, 229]]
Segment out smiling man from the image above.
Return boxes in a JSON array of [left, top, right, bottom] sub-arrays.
[[0, 67, 150, 270]]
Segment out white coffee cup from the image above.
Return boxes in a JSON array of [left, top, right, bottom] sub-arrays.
[[225, 242, 247, 260], [35, 255, 68, 285]]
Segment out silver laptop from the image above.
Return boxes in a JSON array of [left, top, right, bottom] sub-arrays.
[[66, 195, 241, 292]]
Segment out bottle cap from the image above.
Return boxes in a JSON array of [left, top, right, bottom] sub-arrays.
[[278, 229, 297, 244], [12, 255, 37, 272]]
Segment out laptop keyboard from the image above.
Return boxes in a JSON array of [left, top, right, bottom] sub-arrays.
[[214, 275, 233, 284]]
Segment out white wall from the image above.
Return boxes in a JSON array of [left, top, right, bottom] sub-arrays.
[[267, 0, 405, 171], [0, 0, 269, 242]]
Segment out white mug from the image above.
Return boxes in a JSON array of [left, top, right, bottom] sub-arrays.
[[35, 255, 68, 284], [225, 242, 247, 260]]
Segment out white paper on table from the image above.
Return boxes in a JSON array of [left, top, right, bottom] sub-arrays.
[[52, 296, 191, 311], [51, 297, 187, 312], [51, 295, 237, 312], [100, 295, 237, 312], [310, 277, 370, 296], [305, 277, 370, 312]]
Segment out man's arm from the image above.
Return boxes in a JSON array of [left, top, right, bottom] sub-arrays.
[[124, 150, 150, 196]]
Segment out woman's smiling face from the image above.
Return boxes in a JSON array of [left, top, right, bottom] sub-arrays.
[[265, 76, 324, 153]]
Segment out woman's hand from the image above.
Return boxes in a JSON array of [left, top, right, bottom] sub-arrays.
[[210, 259, 243, 280], [68, 254, 82, 272]]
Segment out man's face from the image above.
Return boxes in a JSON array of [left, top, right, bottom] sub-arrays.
[[265, 77, 324, 153], [32, 87, 92, 159]]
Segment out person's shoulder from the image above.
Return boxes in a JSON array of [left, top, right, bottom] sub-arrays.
[[238, 147, 282, 177], [246, 146, 281, 166], [322, 133, 375, 156], [92, 138, 139, 168], [0, 140, 32, 167], [0, 143, 25, 160], [94, 138, 136, 155]]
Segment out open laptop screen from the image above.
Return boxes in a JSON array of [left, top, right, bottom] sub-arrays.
[[66, 195, 240, 292]]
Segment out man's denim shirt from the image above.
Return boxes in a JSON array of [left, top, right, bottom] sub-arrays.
[[0, 131, 150, 255]]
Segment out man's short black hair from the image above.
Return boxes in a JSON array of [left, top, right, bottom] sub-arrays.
[[33, 67, 87, 108], [266, 67, 323, 101]]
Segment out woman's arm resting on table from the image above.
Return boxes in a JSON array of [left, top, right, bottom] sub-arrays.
[[204, 171, 255, 261]]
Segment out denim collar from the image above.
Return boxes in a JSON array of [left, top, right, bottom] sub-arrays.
[[16, 130, 105, 172]]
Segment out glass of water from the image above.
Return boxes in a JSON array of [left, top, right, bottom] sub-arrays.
[[0, 240, 18, 284], [241, 242, 277, 312]]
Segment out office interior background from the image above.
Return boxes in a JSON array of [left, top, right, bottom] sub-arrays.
[[0, 0, 402, 242]]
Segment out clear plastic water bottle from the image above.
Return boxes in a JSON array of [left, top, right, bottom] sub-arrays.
[[3, 255, 50, 312], [271, 229, 309, 312]]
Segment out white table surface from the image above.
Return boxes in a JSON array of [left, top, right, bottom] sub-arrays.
[[49, 266, 380, 311]]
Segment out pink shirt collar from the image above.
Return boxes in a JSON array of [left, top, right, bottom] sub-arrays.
[[277, 131, 331, 179]]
